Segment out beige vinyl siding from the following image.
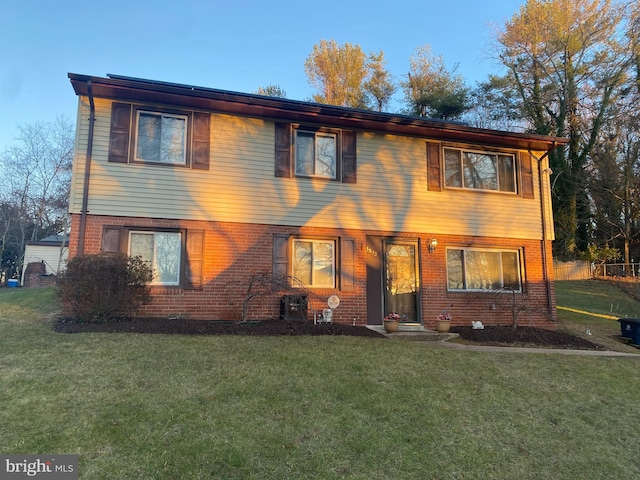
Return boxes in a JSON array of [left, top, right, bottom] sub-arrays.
[[71, 97, 553, 240], [68, 97, 88, 214]]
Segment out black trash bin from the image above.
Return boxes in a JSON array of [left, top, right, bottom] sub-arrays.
[[280, 295, 308, 321], [617, 318, 640, 345]]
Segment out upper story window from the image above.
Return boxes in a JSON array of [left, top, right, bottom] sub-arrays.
[[108, 102, 210, 170], [295, 130, 337, 179], [446, 247, 522, 292], [444, 147, 516, 193], [135, 111, 188, 165], [274, 123, 356, 183]]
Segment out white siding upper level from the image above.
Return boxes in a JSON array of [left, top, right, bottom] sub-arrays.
[[70, 97, 554, 240]]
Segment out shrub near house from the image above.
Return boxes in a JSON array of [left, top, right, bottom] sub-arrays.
[[57, 253, 152, 323]]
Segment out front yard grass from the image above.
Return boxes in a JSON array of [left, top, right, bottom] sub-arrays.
[[555, 279, 640, 353], [1, 286, 639, 479]]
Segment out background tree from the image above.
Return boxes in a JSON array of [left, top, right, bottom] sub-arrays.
[[304, 40, 395, 110], [464, 75, 527, 131], [0, 117, 74, 281], [255, 84, 287, 98], [0, 202, 23, 281], [495, 0, 631, 259], [304, 39, 369, 108], [587, 5, 640, 265], [401, 45, 470, 120], [588, 111, 640, 265], [363, 51, 396, 112], [630, 1, 640, 94]]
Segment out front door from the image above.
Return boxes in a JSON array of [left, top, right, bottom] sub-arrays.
[[383, 240, 420, 323]]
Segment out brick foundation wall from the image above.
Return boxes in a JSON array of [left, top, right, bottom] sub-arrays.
[[69, 214, 557, 329]]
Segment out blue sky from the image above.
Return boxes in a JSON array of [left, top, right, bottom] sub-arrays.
[[0, 0, 525, 151]]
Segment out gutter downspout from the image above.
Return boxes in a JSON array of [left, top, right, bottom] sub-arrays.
[[529, 144, 556, 320], [77, 80, 95, 256]]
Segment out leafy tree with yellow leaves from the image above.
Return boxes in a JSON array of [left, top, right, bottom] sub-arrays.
[[496, 0, 632, 258], [304, 39, 395, 111]]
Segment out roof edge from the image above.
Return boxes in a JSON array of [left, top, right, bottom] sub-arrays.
[[68, 72, 568, 151]]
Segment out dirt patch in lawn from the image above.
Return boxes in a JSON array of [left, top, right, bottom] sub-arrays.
[[450, 325, 606, 350], [54, 317, 611, 349]]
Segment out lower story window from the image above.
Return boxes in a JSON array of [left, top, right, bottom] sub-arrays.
[[447, 247, 522, 291], [129, 231, 182, 286], [292, 239, 335, 288]]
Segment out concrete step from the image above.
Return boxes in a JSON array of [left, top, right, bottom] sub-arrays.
[[367, 324, 459, 342], [397, 323, 425, 331]]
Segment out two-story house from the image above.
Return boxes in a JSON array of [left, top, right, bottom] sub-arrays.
[[67, 73, 567, 329]]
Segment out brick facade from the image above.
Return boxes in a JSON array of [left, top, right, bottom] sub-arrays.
[[69, 214, 557, 329]]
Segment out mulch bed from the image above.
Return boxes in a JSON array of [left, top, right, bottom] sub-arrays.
[[54, 317, 606, 349], [54, 317, 386, 338], [450, 325, 605, 350]]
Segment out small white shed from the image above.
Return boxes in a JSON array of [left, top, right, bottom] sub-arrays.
[[20, 235, 69, 285]]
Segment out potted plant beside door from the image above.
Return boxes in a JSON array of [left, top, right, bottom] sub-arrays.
[[383, 313, 401, 333], [435, 310, 451, 333]]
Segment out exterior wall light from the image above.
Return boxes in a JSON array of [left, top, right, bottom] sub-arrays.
[[429, 238, 438, 253]]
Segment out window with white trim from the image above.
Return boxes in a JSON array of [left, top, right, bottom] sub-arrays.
[[129, 231, 182, 286], [444, 147, 516, 193], [447, 247, 522, 291], [135, 110, 188, 165], [295, 130, 337, 179], [292, 239, 336, 288]]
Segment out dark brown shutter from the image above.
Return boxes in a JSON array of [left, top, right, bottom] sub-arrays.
[[101, 226, 123, 253], [185, 230, 205, 288], [342, 130, 357, 183], [109, 103, 132, 163], [192, 112, 210, 170], [340, 238, 357, 291], [521, 152, 535, 199], [427, 142, 442, 191], [273, 234, 289, 280], [274, 123, 291, 177]]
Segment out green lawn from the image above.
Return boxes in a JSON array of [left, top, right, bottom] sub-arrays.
[[1, 286, 640, 479], [556, 279, 640, 319], [556, 279, 640, 353]]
